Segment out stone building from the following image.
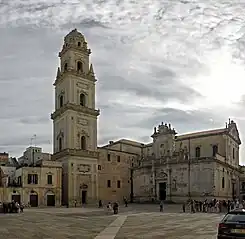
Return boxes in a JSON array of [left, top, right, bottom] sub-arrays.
[[0, 159, 62, 206], [127, 120, 242, 202], [18, 146, 52, 166], [50, 29, 244, 205], [0, 152, 9, 166]]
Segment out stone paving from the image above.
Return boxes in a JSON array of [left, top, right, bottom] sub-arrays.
[[0, 205, 223, 239], [116, 212, 223, 239]]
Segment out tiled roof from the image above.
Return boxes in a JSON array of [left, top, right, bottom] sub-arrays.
[[177, 128, 226, 139]]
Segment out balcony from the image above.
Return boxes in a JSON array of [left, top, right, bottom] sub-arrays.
[[8, 182, 22, 188]]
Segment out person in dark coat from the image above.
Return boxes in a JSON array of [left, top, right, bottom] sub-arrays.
[[113, 202, 119, 214]]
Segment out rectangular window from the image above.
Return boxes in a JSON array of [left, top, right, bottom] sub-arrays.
[[117, 180, 121, 188], [222, 177, 225, 189], [107, 180, 111, 188], [27, 174, 32, 184], [47, 175, 52, 185], [117, 156, 120, 162], [233, 148, 235, 159], [98, 165, 101, 170], [107, 154, 111, 161], [27, 174, 38, 184], [17, 176, 22, 185]]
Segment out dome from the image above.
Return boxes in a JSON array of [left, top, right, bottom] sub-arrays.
[[64, 29, 85, 42]]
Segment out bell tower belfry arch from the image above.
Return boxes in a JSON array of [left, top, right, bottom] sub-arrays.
[[51, 29, 100, 206]]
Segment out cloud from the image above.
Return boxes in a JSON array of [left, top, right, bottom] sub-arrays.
[[0, 1, 245, 164]]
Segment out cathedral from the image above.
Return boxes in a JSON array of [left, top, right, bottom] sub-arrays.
[[50, 29, 243, 206]]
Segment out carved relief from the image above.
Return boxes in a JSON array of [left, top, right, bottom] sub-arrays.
[[77, 117, 88, 126], [76, 82, 89, 90], [156, 170, 167, 180], [77, 164, 91, 173]]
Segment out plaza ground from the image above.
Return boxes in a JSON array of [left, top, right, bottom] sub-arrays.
[[0, 204, 223, 238]]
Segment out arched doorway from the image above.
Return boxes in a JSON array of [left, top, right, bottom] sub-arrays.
[[11, 191, 21, 203], [29, 191, 38, 207], [46, 191, 55, 206]]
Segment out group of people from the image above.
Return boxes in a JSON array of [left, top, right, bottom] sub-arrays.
[[98, 197, 128, 214], [0, 200, 24, 213], [182, 198, 245, 213]]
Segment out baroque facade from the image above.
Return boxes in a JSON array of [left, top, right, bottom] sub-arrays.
[[50, 29, 244, 206]]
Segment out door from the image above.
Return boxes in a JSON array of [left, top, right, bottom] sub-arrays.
[[81, 190, 87, 204], [159, 182, 166, 201], [47, 195, 55, 206], [30, 194, 38, 207], [12, 195, 21, 203]]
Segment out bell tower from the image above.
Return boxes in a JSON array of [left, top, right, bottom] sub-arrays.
[[51, 29, 100, 206]]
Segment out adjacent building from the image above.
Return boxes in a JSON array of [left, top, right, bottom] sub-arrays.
[[0, 151, 62, 206]]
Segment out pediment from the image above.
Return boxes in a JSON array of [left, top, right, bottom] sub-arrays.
[[228, 123, 241, 144]]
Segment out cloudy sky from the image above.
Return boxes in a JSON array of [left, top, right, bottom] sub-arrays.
[[1, 1, 245, 162]]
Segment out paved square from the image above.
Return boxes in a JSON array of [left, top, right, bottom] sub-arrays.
[[116, 212, 223, 239], [0, 205, 223, 238]]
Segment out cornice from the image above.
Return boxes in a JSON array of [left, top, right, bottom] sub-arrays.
[[52, 148, 99, 160], [51, 103, 100, 120], [54, 69, 96, 86], [58, 45, 91, 57]]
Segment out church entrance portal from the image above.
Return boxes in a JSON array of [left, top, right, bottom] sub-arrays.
[[81, 190, 87, 204], [159, 182, 166, 201]]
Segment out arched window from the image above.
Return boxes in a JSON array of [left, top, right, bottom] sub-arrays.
[[59, 95, 64, 108], [80, 93, 85, 106], [212, 145, 218, 157], [81, 136, 86, 150], [78, 42, 81, 46], [195, 147, 200, 158], [59, 137, 62, 151], [77, 61, 83, 72], [64, 63, 68, 71]]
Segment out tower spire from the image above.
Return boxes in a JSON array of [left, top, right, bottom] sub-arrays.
[[56, 67, 61, 78], [89, 63, 94, 76]]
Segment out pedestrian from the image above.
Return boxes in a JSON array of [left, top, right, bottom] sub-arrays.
[[98, 200, 103, 208], [107, 202, 112, 214], [160, 200, 164, 212], [182, 202, 186, 213], [113, 202, 119, 214]]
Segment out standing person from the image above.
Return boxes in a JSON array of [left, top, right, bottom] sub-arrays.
[[20, 203, 24, 213], [98, 200, 103, 208], [182, 201, 186, 213], [107, 202, 112, 214], [113, 202, 119, 214], [124, 197, 128, 207], [160, 200, 164, 212], [190, 200, 195, 213]]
